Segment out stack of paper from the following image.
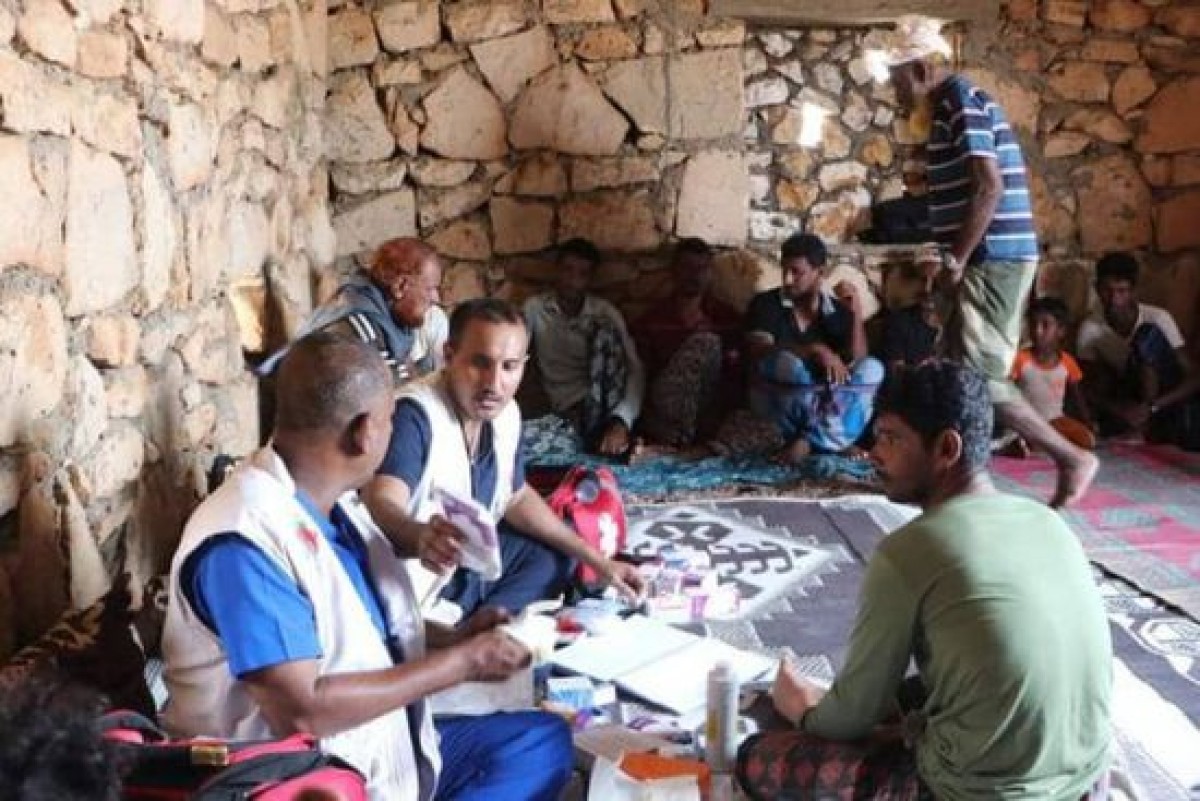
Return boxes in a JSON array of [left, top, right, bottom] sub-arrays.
[[550, 616, 776, 714]]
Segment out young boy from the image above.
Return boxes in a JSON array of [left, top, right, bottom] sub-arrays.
[[1006, 297, 1095, 457]]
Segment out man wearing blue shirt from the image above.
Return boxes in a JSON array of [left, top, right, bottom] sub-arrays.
[[362, 298, 645, 616], [161, 332, 573, 801], [874, 15, 1097, 508]]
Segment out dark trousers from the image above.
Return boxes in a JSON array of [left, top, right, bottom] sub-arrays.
[[440, 522, 575, 615]]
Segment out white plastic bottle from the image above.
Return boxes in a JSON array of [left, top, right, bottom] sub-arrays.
[[705, 660, 740, 774]]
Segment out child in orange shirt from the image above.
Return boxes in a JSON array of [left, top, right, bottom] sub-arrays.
[[1007, 297, 1096, 456]]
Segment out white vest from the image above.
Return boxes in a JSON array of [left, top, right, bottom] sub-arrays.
[[161, 448, 441, 801], [399, 377, 522, 523]]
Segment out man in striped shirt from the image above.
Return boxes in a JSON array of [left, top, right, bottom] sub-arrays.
[[874, 16, 1097, 507]]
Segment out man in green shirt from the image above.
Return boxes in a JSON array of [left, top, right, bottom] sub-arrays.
[[738, 360, 1112, 800]]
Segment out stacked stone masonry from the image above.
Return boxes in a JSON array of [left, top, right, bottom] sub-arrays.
[[0, 0, 329, 620]]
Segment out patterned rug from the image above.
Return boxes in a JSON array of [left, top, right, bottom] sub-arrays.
[[626, 498, 1200, 800], [992, 443, 1200, 620]]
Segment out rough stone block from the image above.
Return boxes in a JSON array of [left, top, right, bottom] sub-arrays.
[[146, 0, 204, 44], [67, 355, 108, 459], [329, 7, 379, 69], [859, 134, 894, 167], [818, 161, 869, 192], [236, 14, 273, 73], [491, 197, 555, 254], [469, 26, 555, 104], [333, 189, 417, 258], [1043, 0, 1086, 26], [1089, 0, 1151, 31], [0, 52, 73, 135], [421, 68, 508, 160], [510, 64, 628, 156], [325, 71, 395, 163], [0, 135, 65, 277], [676, 151, 747, 247], [0, 6, 13, 45], [417, 182, 491, 230], [497, 152, 568, 196], [571, 157, 659, 191], [375, 57, 423, 86], [1044, 132, 1091, 157], [75, 92, 141, 158], [1080, 38, 1140, 63], [445, 1, 526, 43], [746, 76, 789, 108], [0, 287, 68, 448], [1073, 155, 1152, 254], [1157, 6, 1200, 37], [76, 30, 128, 78], [19, 0, 76, 67], [559, 190, 660, 251], [167, 101, 215, 191], [603, 50, 744, 140], [696, 20, 745, 48], [1046, 61, 1110, 103], [1064, 109, 1132, 143], [808, 191, 871, 243], [410, 158, 477, 188], [576, 26, 637, 61], [543, 0, 615, 25], [88, 315, 140, 368], [777, 179, 819, 212], [1112, 67, 1157, 116], [429, 218, 492, 261], [65, 142, 137, 316], [105, 366, 149, 419], [1156, 190, 1200, 252], [85, 423, 144, 500], [375, 2, 441, 53], [331, 160, 409, 195], [1137, 77, 1200, 154], [141, 164, 176, 312]]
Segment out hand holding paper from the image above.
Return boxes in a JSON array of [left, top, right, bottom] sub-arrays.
[[432, 486, 502, 581]]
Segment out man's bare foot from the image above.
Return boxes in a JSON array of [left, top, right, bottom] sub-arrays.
[[1049, 450, 1099, 509]]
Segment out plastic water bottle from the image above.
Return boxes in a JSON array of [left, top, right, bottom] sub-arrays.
[[705, 660, 739, 774]]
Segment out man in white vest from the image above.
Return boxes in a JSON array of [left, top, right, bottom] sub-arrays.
[[161, 332, 574, 801], [363, 297, 646, 615]]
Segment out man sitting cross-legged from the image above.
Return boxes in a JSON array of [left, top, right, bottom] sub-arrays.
[[1077, 251, 1200, 445], [742, 233, 884, 462], [522, 238, 646, 457], [630, 237, 743, 458], [737, 360, 1112, 801], [161, 332, 573, 801], [362, 298, 645, 618]]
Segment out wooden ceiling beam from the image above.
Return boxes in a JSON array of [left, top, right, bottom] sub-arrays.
[[707, 0, 999, 27]]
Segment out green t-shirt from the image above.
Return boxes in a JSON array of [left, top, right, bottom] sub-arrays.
[[804, 493, 1111, 800]]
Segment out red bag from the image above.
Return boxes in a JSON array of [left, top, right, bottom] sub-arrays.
[[547, 466, 627, 584], [100, 710, 367, 801]]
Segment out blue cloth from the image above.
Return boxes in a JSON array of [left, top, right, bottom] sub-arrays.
[[927, 74, 1038, 264], [523, 416, 877, 495], [751, 355, 884, 451], [434, 712, 573, 801], [744, 289, 855, 360], [439, 522, 575, 616], [380, 399, 526, 508], [181, 491, 391, 677]]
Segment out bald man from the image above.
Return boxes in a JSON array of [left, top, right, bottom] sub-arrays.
[[161, 332, 573, 801], [260, 237, 448, 385]]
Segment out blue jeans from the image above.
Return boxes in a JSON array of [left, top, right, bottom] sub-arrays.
[[434, 712, 574, 801], [440, 522, 575, 615], [750, 353, 884, 451]]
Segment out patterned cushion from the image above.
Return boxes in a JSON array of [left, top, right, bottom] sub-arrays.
[[0, 573, 154, 717]]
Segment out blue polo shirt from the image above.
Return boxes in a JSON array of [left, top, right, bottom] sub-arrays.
[[181, 491, 391, 678], [379, 398, 526, 508], [927, 74, 1038, 265]]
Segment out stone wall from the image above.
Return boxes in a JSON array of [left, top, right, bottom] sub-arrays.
[[987, 0, 1200, 340], [0, 0, 330, 607]]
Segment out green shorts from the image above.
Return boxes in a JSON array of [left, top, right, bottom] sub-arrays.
[[946, 260, 1037, 405]]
